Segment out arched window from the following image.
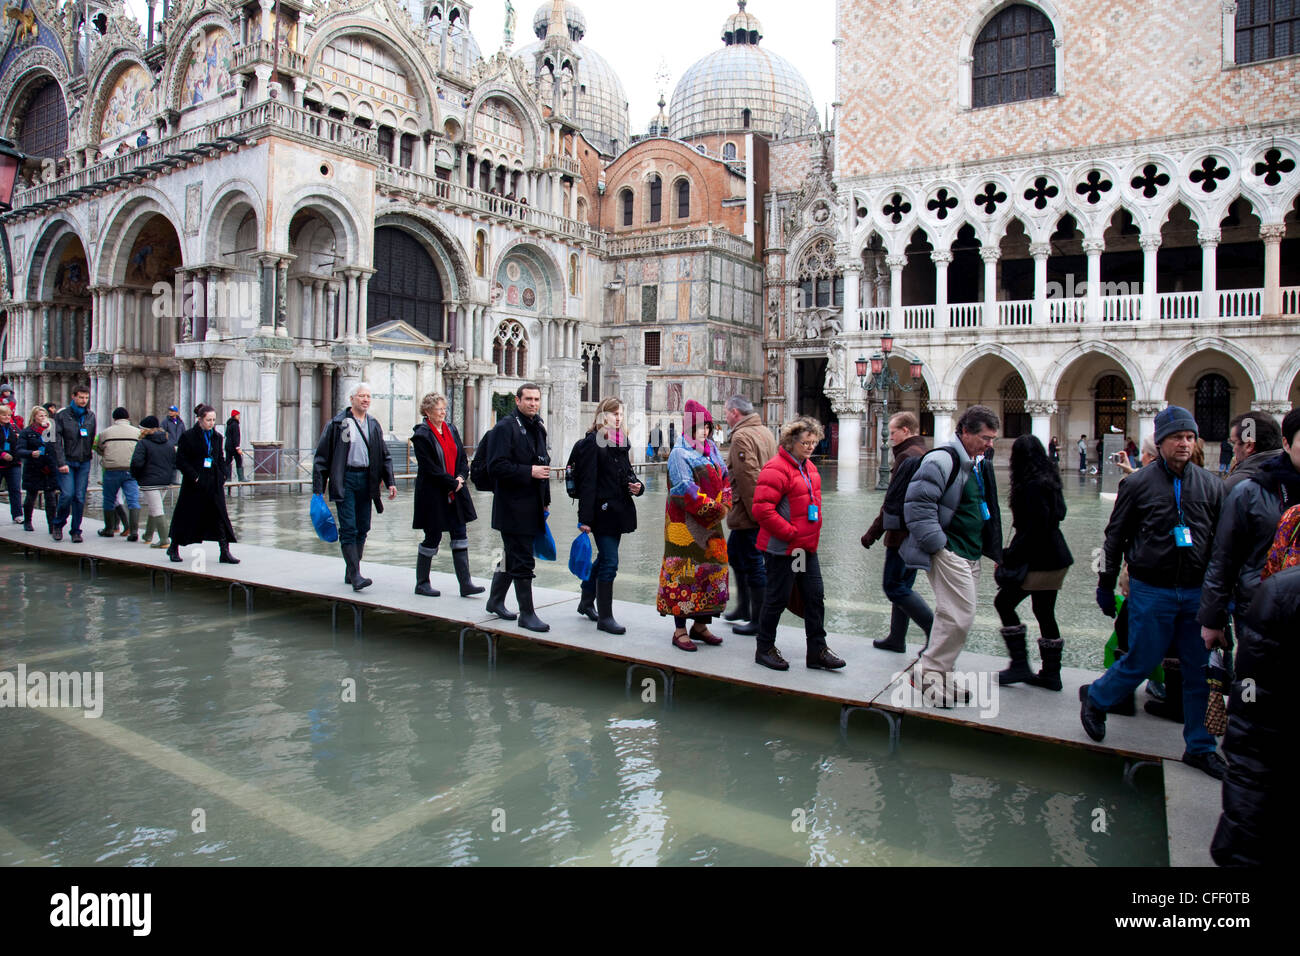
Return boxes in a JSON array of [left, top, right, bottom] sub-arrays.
[[620, 188, 633, 226], [1194, 373, 1232, 441], [474, 230, 486, 276], [972, 4, 1056, 108], [17, 79, 69, 159], [741, 108, 751, 128], [796, 238, 843, 308], [492, 320, 528, 377], [399, 133, 415, 168], [723, 142, 737, 161], [1000, 374, 1029, 438], [377, 126, 394, 162], [1094, 374, 1129, 438], [675, 179, 691, 219], [648, 175, 662, 223], [369, 227, 444, 341], [580, 343, 601, 403], [1236, 1, 1298, 63]]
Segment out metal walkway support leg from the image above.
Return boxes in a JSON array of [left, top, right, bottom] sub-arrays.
[[78, 556, 98, 580], [625, 663, 675, 707], [1123, 758, 1161, 788], [458, 627, 497, 673], [332, 602, 364, 639], [840, 704, 901, 752], [228, 581, 254, 613], [150, 569, 172, 593]]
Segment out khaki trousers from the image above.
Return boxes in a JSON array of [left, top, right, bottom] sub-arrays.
[[919, 547, 981, 675]]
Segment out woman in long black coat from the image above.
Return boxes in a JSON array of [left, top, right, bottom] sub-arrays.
[[16, 406, 59, 532], [411, 392, 483, 597], [166, 404, 238, 564], [994, 434, 1073, 690], [571, 397, 644, 634]]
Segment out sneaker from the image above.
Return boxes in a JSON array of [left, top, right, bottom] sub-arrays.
[[1182, 750, 1227, 781]]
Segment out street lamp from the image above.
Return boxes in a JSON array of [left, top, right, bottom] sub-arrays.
[[0, 138, 25, 211], [855, 334, 923, 490]]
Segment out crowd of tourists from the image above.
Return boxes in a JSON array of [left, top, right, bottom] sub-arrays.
[[6, 378, 1290, 867]]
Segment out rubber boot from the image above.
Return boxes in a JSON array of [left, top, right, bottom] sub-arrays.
[[576, 578, 598, 621], [723, 576, 750, 622], [344, 543, 369, 589], [116, 503, 130, 535], [415, 546, 440, 597], [514, 577, 550, 632], [997, 624, 1037, 685], [141, 512, 154, 543], [219, 538, 240, 564], [453, 548, 484, 596], [596, 580, 625, 634], [22, 498, 35, 532], [1144, 658, 1183, 722], [98, 509, 116, 537], [151, 516, 169, 549], [732, 582, 760, 635], [485, 571, 517, 620], [127, 508, 140, 542], [1029, 637, 1064, 691]]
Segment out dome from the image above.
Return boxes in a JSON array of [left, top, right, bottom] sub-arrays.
[[669, 1, 819, 142], [422, 6, 482, 75], [517, 2, 630, 157]]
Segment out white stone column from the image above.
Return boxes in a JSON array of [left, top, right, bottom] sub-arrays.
[[932, 250, 952, 329], [1199, 229, 1220, 322], [481, 307, 494, 362], [297, 363, 315, 454], [929, 400, 957, 446], [344, 270, 359, 340], [836, 403, 862, 468], [179, 362, 193, 424], [1132, 400, 1165, 450], [355, 270, 373, 342], [1027, 400, 1058, 448], [617, 363, 648, 464], [980, 246, 1000, 327], [841, 262, 861, 331], [1030, 242, 1050, 325], [886, 254, 906, 331], [115, 289, 127, 351], [1082, 238, 1104, 322], [144, 369, 159, 419], [194, 360, 209, 406], [254, 353, 284, 442], [1260, 224, 1285, 317], [1140, 234, 1160, 322]]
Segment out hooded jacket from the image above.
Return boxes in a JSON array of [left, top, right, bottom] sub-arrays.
[[130, 428, 178, 487]]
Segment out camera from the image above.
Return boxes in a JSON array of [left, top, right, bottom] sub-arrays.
[[1108, 452, 1124, 463]]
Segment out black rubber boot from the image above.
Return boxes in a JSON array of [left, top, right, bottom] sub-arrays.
[[453, 547, 484, 596], [127, 508, 140, 542], [415, 547, 440, 597], [576, 578, 598, 621], [343, 543, 370, 589], [22, 498, 35, 532], [167, 542, 182, 563], [514, 578, 550, 632], [1144, 658, 1183, 722], [115, 504, 129, 535], [998, 624, 1038, 685], [219, 539, 240, 564], [1029, 637, 1064, 691], [596, 580, 625, 634], [342, 542, 353, 584], [723, 576, 750, 622], [485, 571, 517, 620], [98, 509, 116, 536]]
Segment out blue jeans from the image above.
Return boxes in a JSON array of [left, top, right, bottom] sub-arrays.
[[593, 533, 621, 582], [101, 469, 140, 512], [728, 527, 767, 592], [883, 545, 934, 644], [1088, 578, 1214, 754], [335, 469, 373, 546], [56, 459, 93, 532]]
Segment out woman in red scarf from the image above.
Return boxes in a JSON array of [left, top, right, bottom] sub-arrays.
[[411, 392, 484, 598]]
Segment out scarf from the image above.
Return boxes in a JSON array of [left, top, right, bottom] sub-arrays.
[[1256, 453, 1300, 511]]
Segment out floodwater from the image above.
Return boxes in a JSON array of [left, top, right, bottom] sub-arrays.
[[0, 464, 1168, 866]]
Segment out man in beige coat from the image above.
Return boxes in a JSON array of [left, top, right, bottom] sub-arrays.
[[723, 395, 778, 635], [93, 407, 142, 541]]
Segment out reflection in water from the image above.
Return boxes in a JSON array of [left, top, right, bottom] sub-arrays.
[[0, 467, 1166, 866]]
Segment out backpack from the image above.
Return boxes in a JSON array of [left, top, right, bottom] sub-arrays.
[[1262, 503, 1300, 580], [889, 446, 962, 534], [469, 427, 495, 492], [564, 439, 583, 500]]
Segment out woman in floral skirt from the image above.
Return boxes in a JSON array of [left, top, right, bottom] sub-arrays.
[[657, 400, 732, 651]]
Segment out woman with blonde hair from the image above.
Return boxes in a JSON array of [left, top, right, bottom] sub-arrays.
[[411, 392, 483, 597], [569, 396, 644, 633]]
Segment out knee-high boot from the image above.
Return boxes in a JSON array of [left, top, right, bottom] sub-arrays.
[[127, 508, 140, 542], [22, 497, 35, 531], [576, 578, 597, 621], [150, 516, 169, 548], [453, 547, 484, 596], [998, 624, 1037, 685], [98, 509, 117, 537], [596, 579, 625, 634], [415, 545, 440, 597], [1029, 637, 1064, 691], [723, 575, 750, 622], [485, 571, 517, 619], [218, 536, 239, 564], [514, 577, 549, 632]]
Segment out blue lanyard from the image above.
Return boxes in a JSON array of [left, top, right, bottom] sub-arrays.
[[972, 459, 985, 498], [1173, 476, 1185, 525], [203, 431, 213, 457]]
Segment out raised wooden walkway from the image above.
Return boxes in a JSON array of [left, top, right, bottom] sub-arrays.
[[1, 518, 1218, 867]]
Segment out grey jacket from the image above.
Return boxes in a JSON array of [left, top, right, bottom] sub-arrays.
[[899, 437, 1003, 570]]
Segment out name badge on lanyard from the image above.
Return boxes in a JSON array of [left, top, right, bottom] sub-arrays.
[[974, 461, 991, 521], [80, 428, 88, 437], [1172, 477, 1192, 547], [204, 457, 213, 469]]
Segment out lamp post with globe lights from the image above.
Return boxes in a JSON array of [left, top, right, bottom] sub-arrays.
[[855, 334, 923, 490]]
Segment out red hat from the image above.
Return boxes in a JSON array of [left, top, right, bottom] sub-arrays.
[[230, 409, 239, 416], [683, 399, 713, 438]]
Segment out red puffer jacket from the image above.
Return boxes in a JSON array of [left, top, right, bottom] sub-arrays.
[[753, 447, 822, 556]]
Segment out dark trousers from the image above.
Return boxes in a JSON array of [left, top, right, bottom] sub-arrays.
[[883, 545, 934, 644], [226, 451, 245, 482], [335, 468, 373, 546], [728, 527, 767, 592], [422, 521, 469, 552], [1, 467, 20, 518], [994, 583, 1061, 642], [593, 533, 621, 582], [755, 551, 827, 653], [501, 532, 536, 580]]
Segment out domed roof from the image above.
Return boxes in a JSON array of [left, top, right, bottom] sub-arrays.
[[669, 1, 819, 142], [517, 1, 630, 157]]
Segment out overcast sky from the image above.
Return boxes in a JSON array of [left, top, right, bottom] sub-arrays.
[[124, 0, 835, 134]]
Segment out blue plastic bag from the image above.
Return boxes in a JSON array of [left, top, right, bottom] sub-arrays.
[[533, 519, 557, 561], [568, 526, 593, 581], [310, 493, 339, 543]]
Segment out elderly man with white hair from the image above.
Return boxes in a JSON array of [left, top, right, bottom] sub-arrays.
[[312, 382, 397, 591]]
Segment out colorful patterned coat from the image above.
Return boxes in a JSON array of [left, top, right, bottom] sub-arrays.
[[657, 436, 732, 617]]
